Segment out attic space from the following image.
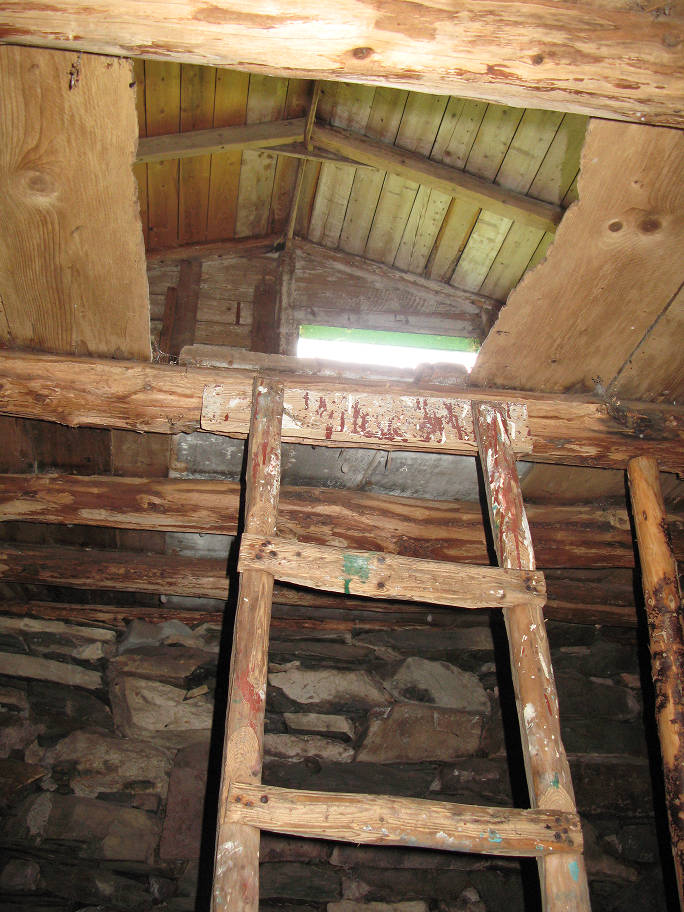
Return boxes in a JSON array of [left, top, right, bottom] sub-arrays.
[[0, 15, 683, 912]]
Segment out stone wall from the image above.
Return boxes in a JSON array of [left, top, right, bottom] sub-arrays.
[[0, 608, 675, 911]]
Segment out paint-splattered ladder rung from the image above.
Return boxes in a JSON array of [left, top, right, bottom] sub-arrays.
[[237, 533, 546, 610]]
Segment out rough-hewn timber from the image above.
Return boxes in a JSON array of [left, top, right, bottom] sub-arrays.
[[227, 782, 583, 857], [1, 352, 683, 471], [3, 1, 683, 126]]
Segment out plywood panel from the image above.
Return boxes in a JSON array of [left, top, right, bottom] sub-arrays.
[[0, 46, 150, 360], [472, 120, 684, 394]]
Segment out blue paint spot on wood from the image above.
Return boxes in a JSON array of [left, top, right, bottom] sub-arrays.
[[569, 860, 580, 882], [488, 829, 503, 844]]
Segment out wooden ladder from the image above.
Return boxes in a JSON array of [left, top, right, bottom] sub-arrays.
[[211, 376, 591, 912]]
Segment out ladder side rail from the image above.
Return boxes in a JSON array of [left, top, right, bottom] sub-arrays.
[[473, 402, 591, 912], [212, 377, 285, 912], [627, 455, 684, 905]]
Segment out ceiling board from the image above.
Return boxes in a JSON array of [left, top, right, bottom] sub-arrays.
[[0, 46, 151, 361], [472, 120, 684, 396]]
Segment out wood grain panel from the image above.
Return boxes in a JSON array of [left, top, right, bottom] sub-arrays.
[[178, 64, 215, 243], [206, 69, 249, 241], [145, 62, 181, 249], [473, 120, 684, 393], [0, 47, 150, 360]]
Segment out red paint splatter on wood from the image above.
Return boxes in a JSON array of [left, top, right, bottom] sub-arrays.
[[352, 400, 361, 434], [339, 411, 345, 432], [443, 401, 463, 437], [325, 424, 333, 440], [316, 397, 327, 417], [238, 672, 263, 714], [303, 391, 309, 409]]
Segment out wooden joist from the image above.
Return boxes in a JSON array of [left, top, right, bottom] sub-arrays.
[[227, 782, 583, 858], [3, 473, 670, 569], [1, 351, 683, 471], [137, 116, 561, 231], [5, 1, 683, 126], [312, 124, 563, 232], [136, 117, 306, 162], [238, 533, 545, 609], [628, 456, 684, 904]]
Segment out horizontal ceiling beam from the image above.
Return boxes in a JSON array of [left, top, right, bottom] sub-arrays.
[[4, 474, 674, 569], [312, 124, 563, 232], [3, 2, 683, 127], [0, 543, 639, 627], [136, 117, 306, 163], [1, 351, 683, 471], [135, 118, 562, 231]]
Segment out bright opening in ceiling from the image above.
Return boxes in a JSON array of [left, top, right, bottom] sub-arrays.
[[297, 326, 480, 372]]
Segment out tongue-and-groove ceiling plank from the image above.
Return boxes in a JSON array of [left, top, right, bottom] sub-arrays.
[[133, 64, 586, 305], [0, 47, 151, 361], [472, 119, 684, 399]]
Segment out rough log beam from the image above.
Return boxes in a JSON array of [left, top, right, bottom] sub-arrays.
[[2, 1, 683, 126], [0, 543, 640, 626], [627, 456, 684, 904], [238, 532, 546, 609], [312, 123, 562, 232], [1, 352, 683, 471], [4, 473, 673, 568], [227, 782, 583, 857]]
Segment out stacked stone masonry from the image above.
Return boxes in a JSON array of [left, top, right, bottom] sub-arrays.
[[0, 609, 673, 911]]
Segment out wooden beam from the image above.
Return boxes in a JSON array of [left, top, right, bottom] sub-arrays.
[[4, 473, 675, 569], [238, 533, 545, 609], [4, 2, 683, 126], [212, 377, 284, 912], [227, 782, 582, 858], [146, 235, 279, 263], [136, 117, 306, 163], [159, 260, 202, 363], [0, 543, 639, 626], [474, 402, 590, 910], [0, 47, 151, 360], [312, 124, 563, 233], [1, 351, 683, 471], [286, 82, 322, 241], [627, 456, 684, 904]]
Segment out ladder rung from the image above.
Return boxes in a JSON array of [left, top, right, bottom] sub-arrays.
[[238, 534, 546, 610], [227, 782, 582, 857]]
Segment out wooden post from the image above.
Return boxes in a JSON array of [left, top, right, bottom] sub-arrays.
[[627, 455, 684, 904], [211, 376, 284, 912], [473, 402, 591, 912]]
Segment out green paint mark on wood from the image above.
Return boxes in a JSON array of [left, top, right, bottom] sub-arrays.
[[488, 829, 503, 844], [341, 552, 371, 595], [551, 772, 560, 789], [569, 860, 580, 882]]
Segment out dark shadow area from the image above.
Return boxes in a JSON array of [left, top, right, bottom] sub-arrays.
[[194, 443, 249, 911]]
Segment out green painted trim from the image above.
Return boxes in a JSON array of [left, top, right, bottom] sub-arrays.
[[299, 324, 480, 353]]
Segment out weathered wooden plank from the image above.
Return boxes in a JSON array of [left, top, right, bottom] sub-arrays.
[[473, 121, 684, 396], [178, 63, 215, 244], [238, 533, 546, 609], [204, 385, 532, 453], [6, 1, 683, 126], [1, 351, 683, 470], [473, 402, 590, 911], [628, 456, 684, 904], [145, 60, 181, 250], [137, 117, 306, 163], [206, 69, 250, 241], [228, 782, 582, 857], [212, 377, 284, 912], [0, 47, 150, 360], [313, 124, 562, 233]]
